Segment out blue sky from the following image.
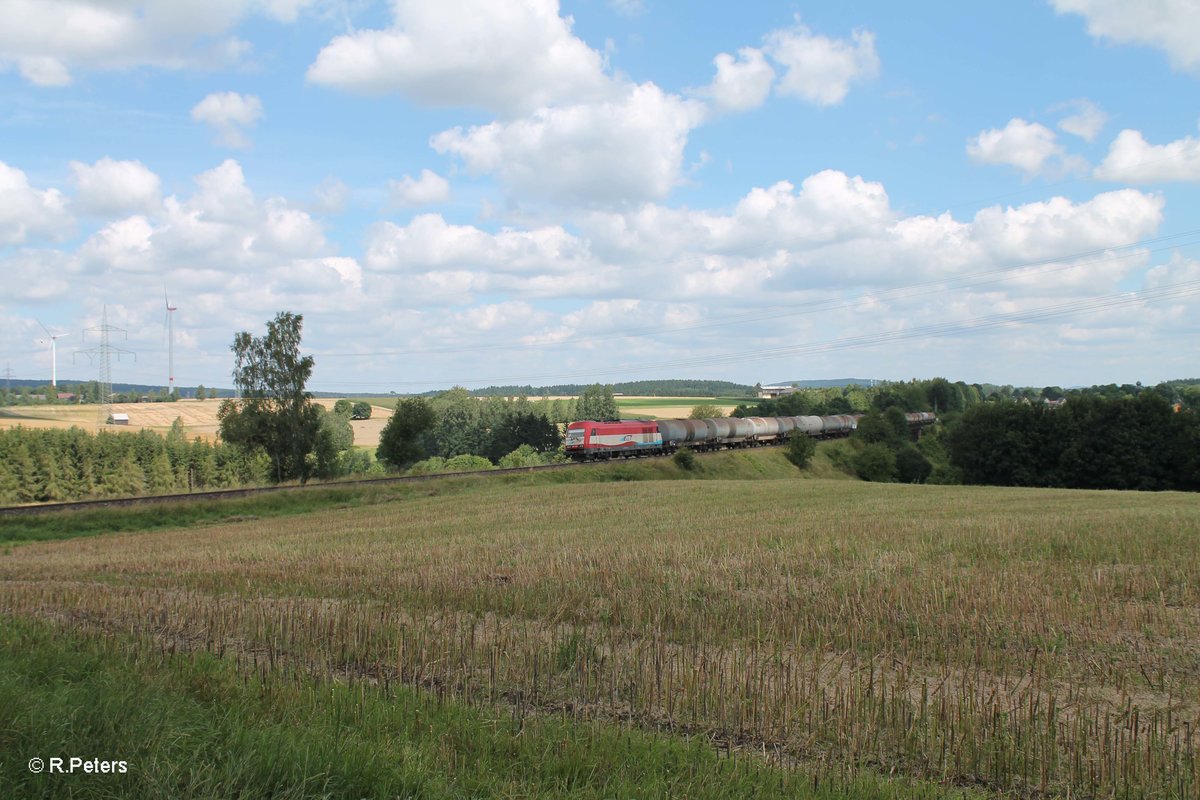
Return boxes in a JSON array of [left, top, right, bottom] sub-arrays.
[[2, 0, 1198, 393]]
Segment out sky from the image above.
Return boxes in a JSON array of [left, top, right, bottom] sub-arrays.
[[2, 0, 1199, 394]]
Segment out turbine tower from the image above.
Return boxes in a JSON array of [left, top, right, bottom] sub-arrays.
[[36, 321, 69, 388], [164, 291, 178, 397]]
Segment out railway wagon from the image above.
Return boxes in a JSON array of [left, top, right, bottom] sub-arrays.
[[566, 411, 937, 461]]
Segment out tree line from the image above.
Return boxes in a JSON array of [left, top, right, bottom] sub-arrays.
[[0, 422, 270, 504], [947, 393, 1200, 491], [464, 379, 754, 398]]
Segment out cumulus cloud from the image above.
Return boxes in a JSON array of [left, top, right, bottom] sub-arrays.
[[365, 214, 592, 276], [701, 47, 775, 113], [307, 0, 611, 116], [764, 16, 879, 106], [191, 92, 264, 148], [1051, 0, 1200, 74], [3, 155, 1181, 389], [0, 160, 71, 244], [0, 0, 312, 85], [432, 82, 705, 205], [70, 158, 161, 215], [577, 176, 1162, 299], [1056, 99, 1108, 141], [389, 170, 451, 207], [968, 190, 1163, 265], [68, 159, 329, 283], [1095, 128, 1200, 182], [967, 118, 1070, 175], [80, 216, 156, 273]]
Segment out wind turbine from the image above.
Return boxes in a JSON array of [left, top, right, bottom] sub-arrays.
[[164, 290, 178, 397], [36, 321, 69, 388]]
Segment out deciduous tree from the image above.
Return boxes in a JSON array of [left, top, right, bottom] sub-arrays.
[[217, 312, 326, 484]]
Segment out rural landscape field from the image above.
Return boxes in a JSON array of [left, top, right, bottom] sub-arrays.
[[7, 0, 1200, 796], [0, 398, 394, 447], [2, 448, 1198, 798], [0, 396, 733, 449]]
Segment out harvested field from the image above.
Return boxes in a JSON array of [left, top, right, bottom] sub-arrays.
[[615, 396, 740, 418], [0, 399, 392, 447], [2, 477, 1198, 798]]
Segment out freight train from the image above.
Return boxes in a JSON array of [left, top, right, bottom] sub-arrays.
[[564, 412, 936, 460]]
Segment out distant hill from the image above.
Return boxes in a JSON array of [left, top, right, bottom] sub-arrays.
[[767, 378, 879, 389], [2, 379, 235, 399], [467, 379, 756, 398]]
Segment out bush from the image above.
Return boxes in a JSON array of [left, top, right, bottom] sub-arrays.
[[784, 434, 816, 468], [498, 445, 545, 469], [853, 443, 897, 482], [896, 446, 933, 483], [672, 447, 698, 471], [443, 454, 494, 473]]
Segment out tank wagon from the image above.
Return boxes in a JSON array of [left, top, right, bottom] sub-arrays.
[[565, 412, 936, 460]]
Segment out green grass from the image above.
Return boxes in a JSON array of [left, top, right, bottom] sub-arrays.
[[0, 616, 985, 800], [0, 446, 839, 546]]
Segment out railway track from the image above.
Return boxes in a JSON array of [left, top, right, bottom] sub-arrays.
[[0, 460, 589, 518], [0, 424, 881, 519]]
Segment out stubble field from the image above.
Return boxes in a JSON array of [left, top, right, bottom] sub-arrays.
[[0, 398, 392, 446], [1, 472, 1198, 797]]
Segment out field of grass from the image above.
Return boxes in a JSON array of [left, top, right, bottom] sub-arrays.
[[615, 396, 743, 419], [1, 468, 1197, 798]]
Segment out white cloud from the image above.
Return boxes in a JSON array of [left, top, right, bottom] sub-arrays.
[[389, 170, 451, 207], [967, 118, 1066, 175], [257, 198, 327, 256], [306, 0, 612, 116], [80, 215, 156, 273], [0, 0, 312, 85], [17, 55, 72, 87], [2, 156, 1184, 391], [0, 160, 71, 244], [1051, 0, 1200, 74], [1095, 128, 1200, 182], [579, 178, 1162, 299], [191, 92, 264, 149], [702, 47, 775, 113], [1056, 99, 1107, 141], [968, 189, 1163, 266], [70, 158, 162, 215], [432, 82, 706, 205], [365, 214, 592, 275], [764, 17, 879, 106], [188, 160, 258, 222]]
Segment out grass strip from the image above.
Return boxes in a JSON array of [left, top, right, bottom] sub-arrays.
[[1, 447, 847, 546], [0, 615, 985, 799]]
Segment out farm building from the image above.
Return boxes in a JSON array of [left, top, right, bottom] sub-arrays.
[[757, 385, 800, 399]]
